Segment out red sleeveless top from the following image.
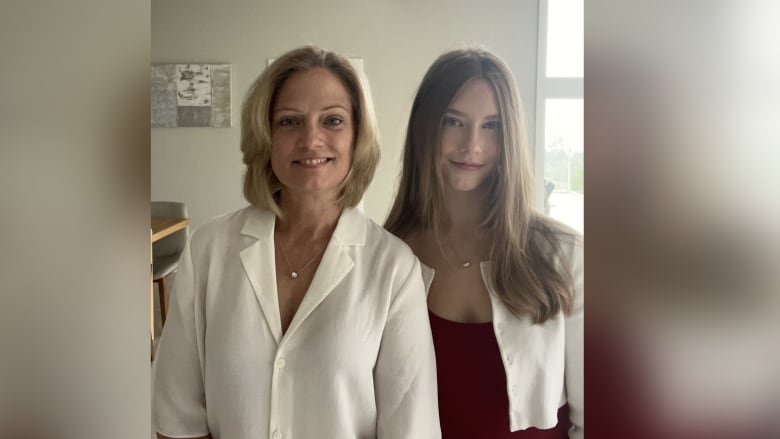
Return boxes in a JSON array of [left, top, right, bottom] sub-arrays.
[[429, 310, 571, 438]]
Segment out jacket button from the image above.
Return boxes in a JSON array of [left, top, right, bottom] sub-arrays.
[[275, 358, 286, 369], [506, 355, 513, 365]]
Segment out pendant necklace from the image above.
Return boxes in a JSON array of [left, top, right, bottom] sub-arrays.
[[447, 239, 473, 269], [278, 239, 325, 279]]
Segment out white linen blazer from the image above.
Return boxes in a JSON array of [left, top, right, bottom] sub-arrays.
[[421, 232, 583, 438], [153, 206, 441, 439]]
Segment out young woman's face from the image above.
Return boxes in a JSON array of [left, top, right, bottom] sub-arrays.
[[438, 78, 501, 193], [270, 68, 354, 199]]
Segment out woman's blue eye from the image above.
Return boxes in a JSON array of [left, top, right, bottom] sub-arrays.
[[443, 117, 462, 127], [325, 116, 344, 126], [279, 118, 298, 127], [483, 120, 501, 129]]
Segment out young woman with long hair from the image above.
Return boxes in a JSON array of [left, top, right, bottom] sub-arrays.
[[385, 48, 583, 438]]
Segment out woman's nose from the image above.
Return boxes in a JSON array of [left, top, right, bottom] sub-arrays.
[[298, 121, 324, 149], [460, 126, 482, 153]]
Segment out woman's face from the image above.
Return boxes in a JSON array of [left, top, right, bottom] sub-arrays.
[[438, 78, 501, 193], [270, 68, 354, 200]]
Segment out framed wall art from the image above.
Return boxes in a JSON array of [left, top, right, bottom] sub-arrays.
[[151, 63, 231, 128]]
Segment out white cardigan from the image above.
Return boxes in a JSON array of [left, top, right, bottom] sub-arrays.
[[153, 206, 441, 439], [421, 233, 583, 438]]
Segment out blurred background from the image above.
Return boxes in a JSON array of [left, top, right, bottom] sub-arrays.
[[586, 1, 780, 437]]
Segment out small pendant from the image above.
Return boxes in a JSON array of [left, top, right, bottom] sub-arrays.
[[291, 271, 299, 279], [462, 261, 471, 268]]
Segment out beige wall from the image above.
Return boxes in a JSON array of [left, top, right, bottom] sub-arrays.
[[152, 0, 539, 229]]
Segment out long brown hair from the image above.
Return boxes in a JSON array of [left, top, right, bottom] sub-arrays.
[[385, 48, 576, 323]]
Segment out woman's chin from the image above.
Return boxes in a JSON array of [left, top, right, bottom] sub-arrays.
[[445, 180, 487, 193]]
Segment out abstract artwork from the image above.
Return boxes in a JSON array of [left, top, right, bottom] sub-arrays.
[[151, 63, 231, 128]]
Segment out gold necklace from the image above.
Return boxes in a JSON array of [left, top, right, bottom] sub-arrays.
[[447, 238, 473, 269], [278, 239, 325, 279]]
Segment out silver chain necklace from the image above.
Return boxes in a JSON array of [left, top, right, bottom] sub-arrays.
[[278, 239, 325, 279]]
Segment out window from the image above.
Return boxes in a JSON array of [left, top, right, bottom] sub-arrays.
[[545, 0, 584, 78], [535, 0, 584, 233]]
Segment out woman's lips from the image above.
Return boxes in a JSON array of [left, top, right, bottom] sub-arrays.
[[449, 160, 484, 171], [295, 158, 332, 168]]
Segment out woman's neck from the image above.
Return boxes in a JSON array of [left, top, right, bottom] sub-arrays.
[[443, 185, 486, 231], [424, 186, 493, 265], [276, 189, 342, 243]]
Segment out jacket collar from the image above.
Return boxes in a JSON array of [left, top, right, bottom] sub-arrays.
[[238, 206, 365, 345], [240, 205, 366, 247]]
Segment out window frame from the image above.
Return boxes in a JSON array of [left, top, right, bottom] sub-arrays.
[[533, 0, 584, 212]]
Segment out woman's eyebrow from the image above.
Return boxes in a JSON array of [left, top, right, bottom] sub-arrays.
[[273, 107, 301, 113], [445, 108, 500, 119], [321, 104, 350, 112]]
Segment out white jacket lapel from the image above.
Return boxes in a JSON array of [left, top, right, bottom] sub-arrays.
[[239, 208, 283, 344], [283, 207, 365, 342]]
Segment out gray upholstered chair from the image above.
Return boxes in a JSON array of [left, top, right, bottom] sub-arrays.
[[152, 201, 188, 326]]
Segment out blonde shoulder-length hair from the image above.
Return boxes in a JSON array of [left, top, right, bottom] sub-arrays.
[[241, 46, 380, 217], [385, 48, 576, 323]]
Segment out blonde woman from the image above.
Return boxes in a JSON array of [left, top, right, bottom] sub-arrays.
[[385, 49, 583, 438], [153, 46, 441, 439]]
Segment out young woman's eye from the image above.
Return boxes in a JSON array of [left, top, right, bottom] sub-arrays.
[[278, 118, 299, 127], [325, 116, 344, 126], [483, 120, 501, 130], [442, 117, 462, 127]]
